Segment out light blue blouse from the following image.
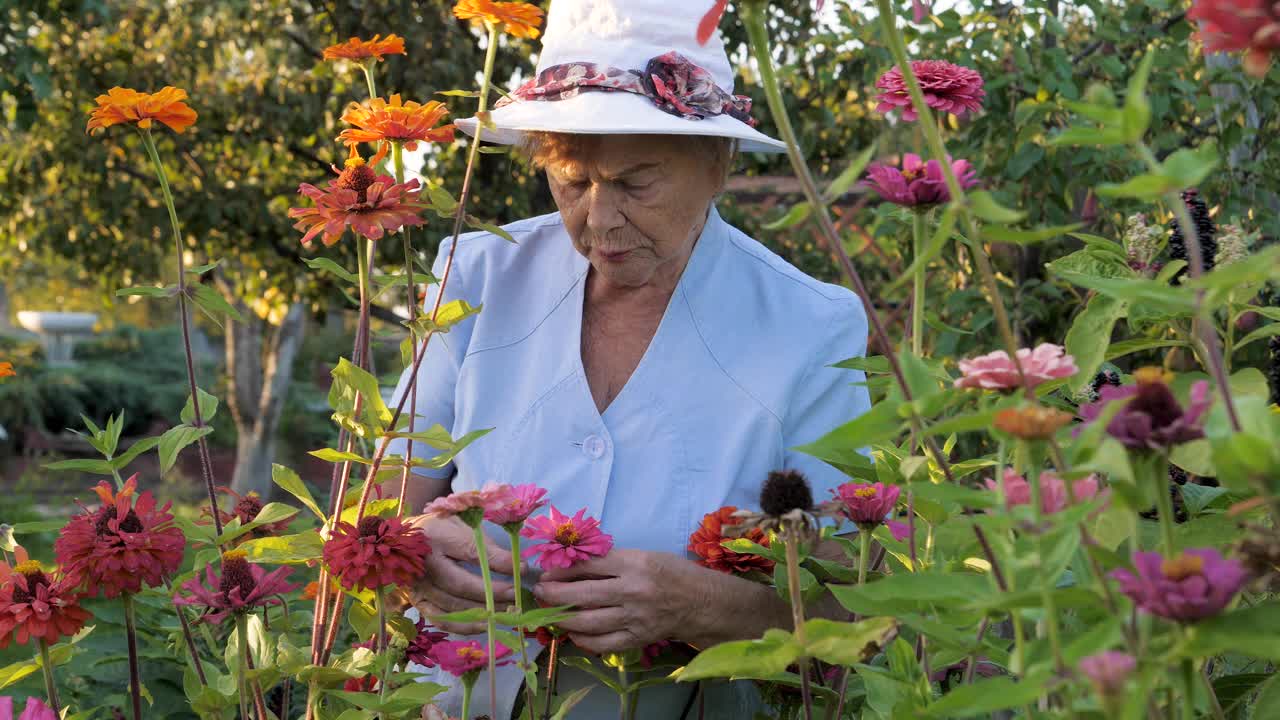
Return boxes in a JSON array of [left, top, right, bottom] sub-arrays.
[[385, 206, 871, 718]]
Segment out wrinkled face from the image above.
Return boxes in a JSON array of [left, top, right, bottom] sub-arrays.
[[545, 135, 727, 290]]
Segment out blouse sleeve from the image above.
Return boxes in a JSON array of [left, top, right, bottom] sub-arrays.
[[781, 296, 872, 502], [383, 239, 475, 481]]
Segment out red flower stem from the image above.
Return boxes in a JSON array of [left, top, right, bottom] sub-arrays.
[[37, 640, 61, 714], [245, 644, 270, 720], [781, 524, 813, 720], [319, 587, 346, 666], [122, 593, 143, 720], [826, 668, 850, 720], [138, 128, 223, 540], [166, 579, 207, 686], [542, 637, 561, 720], [391, 141, 419, 519]]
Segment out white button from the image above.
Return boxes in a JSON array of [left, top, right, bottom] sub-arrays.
[[582, 434, 607, 459]]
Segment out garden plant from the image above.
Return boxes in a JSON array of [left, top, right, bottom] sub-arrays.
[[2, 0, 1280, 718]]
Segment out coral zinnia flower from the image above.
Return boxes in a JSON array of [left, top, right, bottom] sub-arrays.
[[521, 506, 614, 570], [426, 639, 514, 678], [54, 474, 185, 598], [483, 483, 549, 529], [86, 86, 197, 135], [288, 151, 427, 249], [1111, 548, 1247, 622], [984, 469, 1108, 515], [175, 550, 299, 624], [955, 343, 1078, 391], [831, 482, 901, 528], [0, 551, 91, 649], [338, 95, 455, 152], [688, 506, 775, 575], [0, 362, 14, 379], [863, 153, 978, 207], [454, 0, 545, 39], [1078, 367, 1212, 450], [875, 60, 985, 122], [322, 34, 406, 62], [323, 515, 430, 591], [1188, 0, 1280, 77]]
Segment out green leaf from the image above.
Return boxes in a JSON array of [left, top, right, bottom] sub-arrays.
[[272, 464, 326, 520], [548, 687, 595, 720], [1160, 143, 1219, 188], [824, 142, 878, 202], [407, 299, 483, 336], [1068, 232, 1128, 259], [801, 617, 899, 666], [1181, 603, 1280, 660], [309, 447, 371, 465], [303, 257, 358, 284], [116, 285, 177, 298], [1177, 483, 1230, 517], [1051, 269, 1197, 312], [239, 531, 324, 564], [157, 424, 214, 473], [180, 387, 219, 425], [830, 571, 992, 616], [43, 457, 116, 475], [329, 358, 393, 439], [968, 190, 1026, 223], [1121, 51, 1156, 141], [762, 202, 812, 231], [1096, 173, 1181, 200], [1065, 293, 1125, 392], [465, 217, 516, 243], [1236, 322, 1280, 351], [190, 283, 244, 324], [111, 436, 161, 471], [1105, 337, 1189, 361], [186, 260, 222, 276], [983, 223, 1082, 245], [923, 673, 1053, 717], [215, 502, 299, 544], [1046, 126, 1128, 147], [793, 400, 904, 467], [674, 628, 800, 682]]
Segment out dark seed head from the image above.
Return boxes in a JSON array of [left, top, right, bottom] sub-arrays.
[[357, 516, 384, 538], [760, 470, 814, 517], [219, 550, 257, 601], [12, 561, 48, 604]]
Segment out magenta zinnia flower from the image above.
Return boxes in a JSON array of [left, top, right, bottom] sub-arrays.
[[426, 639, 513, 678], [1111, 548, 1247, 622], [955, 343, 1078, 391], [0, 696, 58, 720], [1078, 368, 1212, 450], [483, 483, 549, 528], [521, 506, 614, 570], [863, 153, 978, 207], [288, 151, 426, 249], [831, 482, 901, 528], [175, 550, 299, 624], [1188, 0, 1280, 77], [54, 474, 186, 598], [323, 515, 430, 591], [984, 469, 1108, 515], [355, 615, 448, 668], [874, 60, 985, 121], [1078, 651, 1136, 697]]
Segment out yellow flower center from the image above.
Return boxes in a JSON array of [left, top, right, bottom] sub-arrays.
[[554, 522, 581, 546], [854, 488, 879, 499], [902, 168, 923, 181], [1160, 553, 1205, 581], [1134, 366, 1173, 386], [222, 549, 249, 563], [13, 560, 43, 575], [344, 156, 367, 168], [458, 646, 486, 661]]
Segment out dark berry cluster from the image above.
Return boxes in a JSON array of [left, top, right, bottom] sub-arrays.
[[1087, 369, 1121, 401], [1268, 335, 1280, 407], [1166, 189, 1217, 283]]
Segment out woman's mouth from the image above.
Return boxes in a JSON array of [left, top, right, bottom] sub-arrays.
[[598, 249, 631, 262]]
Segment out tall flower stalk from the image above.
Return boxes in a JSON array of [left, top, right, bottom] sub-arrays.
[[781, 522, 814, 720]]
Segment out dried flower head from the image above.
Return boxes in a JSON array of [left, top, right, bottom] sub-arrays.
[[210, 486, 295, 541], [1123, 213, 1166, 276], [86, 86, 198, 135], [322, 35, 407, 63], [454, 0, 546, 39], [760, 470, 814, 518], [874, 60, 985, 121], [1213, 222, 1253, 267]]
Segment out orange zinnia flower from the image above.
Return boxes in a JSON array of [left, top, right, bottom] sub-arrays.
[[338, 94, 455, 152], [85, 86, 198, 135], [288, 149, 427, 248], [454, 0, 545, 39], [0, 362, 13, 379], [322, 34, 406, 62]]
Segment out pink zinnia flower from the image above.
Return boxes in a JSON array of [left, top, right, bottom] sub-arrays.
[[1188, 0, 1280, 77], [426, 639, 513, 678], [424, 486, 512, 525], [0, 696, 58, 720], [1111, 548, 1247, 622], [1078, 651, 1136, 697], [484, 483, 549, 528], [54, 474, 186, 598], [0, 551, 91, 649], [886, 520, 912, 543], [831, 482, 901, 528], [875, 60, 985, 121], [863, 153, 978, 207], [955, 343, 1078, 391], [288, 150, 426, 249], [984, 469, 1108, 515], [323, 515, 430, 591], [521, 506, 614, 570], [175, 550, 299, 625], [1078, 368, 1212, 451]]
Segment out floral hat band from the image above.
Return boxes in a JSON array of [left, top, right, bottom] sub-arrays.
[[496, 51, 756, 127]]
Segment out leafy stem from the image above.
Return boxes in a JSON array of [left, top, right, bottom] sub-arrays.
[[38, 639, 60, 714], [473, 522, 499, 720]]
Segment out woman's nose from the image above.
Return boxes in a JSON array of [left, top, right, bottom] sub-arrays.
[[585, 184, 625, 237]]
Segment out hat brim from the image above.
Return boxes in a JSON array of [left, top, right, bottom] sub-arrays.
[[455, 90, 787, 154]]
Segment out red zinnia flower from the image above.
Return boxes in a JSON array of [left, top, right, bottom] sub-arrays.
[[875, 60, 985, 122], [54, 474, 186, 598], [323, 515, 430, 591], [175, 550, 299, 625], [0, 550, 92, 649], [688, 506, 775, 575], [1188, 0, 1280, 77], [288, 147, 427, 249]]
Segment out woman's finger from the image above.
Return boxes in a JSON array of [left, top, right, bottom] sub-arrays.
[[566, 630, 640, 655], [553, 606, 629, 636], [426, 550, 516, 603], [532, 578, 624, 608], [414, 599, 486, 636]]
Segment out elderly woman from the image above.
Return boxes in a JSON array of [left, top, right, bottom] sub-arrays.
[[385, 1, 871, 717]]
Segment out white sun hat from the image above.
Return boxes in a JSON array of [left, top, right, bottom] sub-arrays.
[[454, 0, 786, 153]]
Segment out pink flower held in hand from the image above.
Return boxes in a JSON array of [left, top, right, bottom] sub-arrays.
[[832, 482, 901, 528], [955, 343, 1078, 391], [427, 639, 514, 678], [484, 483, 549, 528], [875, 60, 985, 121], [1111, 548, 1248, 622], [323, 515, 430, 591], [984, 469, 1108, 515], [1078, 650, 1136, 697], [521, 506, 614, 570], [423, 485, 512, 527], [1187, 0, 1280, 77], [863, 153, 978, 207]]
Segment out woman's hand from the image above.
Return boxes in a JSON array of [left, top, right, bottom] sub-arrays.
[[532, 549, 789, 654], [407, 514, 518, 635]]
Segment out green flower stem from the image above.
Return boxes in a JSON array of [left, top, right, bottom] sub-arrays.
[[123, 593, 143, 720], [472, 523, 500, 720], [461, 674, 476, 720], [37, 640, 60, 714], [1201, 662, 1228, 720], [1180, 659, 1198, 720], [361, 62, 378, 101], [1151, 453, 1178, 556], [138, 128, 223, 541], [911, 211, 927, 356], [235, 612, 251, 720], [1023, 443, 1066, 674], [739, 0, 957, 489], [617, 661, 629, 720], [376, 586, 391, 715], [391, 141, 419, 518], [506, 527, 539, 718], [782, 524, 814, 720], [858, 526, 873, 585]]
